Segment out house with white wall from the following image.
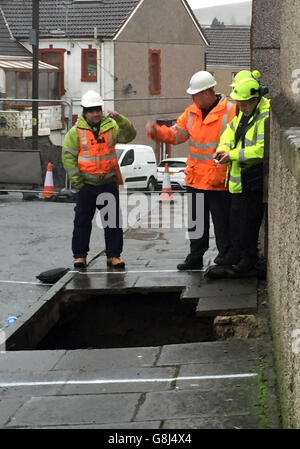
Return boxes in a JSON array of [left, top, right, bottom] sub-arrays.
[[1, 0, 208, 160]]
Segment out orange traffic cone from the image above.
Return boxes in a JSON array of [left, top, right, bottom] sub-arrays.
[[42, 162, 55, 198], [159, 163, 174, 203]]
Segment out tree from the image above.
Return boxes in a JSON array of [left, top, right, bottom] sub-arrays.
[[211, 17, 225, 28]]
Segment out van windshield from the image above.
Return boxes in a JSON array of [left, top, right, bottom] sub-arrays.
[[116, 149, 124, 160]]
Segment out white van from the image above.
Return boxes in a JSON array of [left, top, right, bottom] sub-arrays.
[[115, 144, 158, 191]]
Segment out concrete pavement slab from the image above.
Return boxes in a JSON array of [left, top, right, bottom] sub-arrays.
[[37, 421, 162, 429], [133, 271, 202, 290], [63, 270, 139, 294], [0, 398, 25, 427], [177, 361, 258, 379], [6, 392, 141, 428], [181, 279, 257, 301], [174, 375, 258, 393], [64, 269, 203, 294], [162, 414, 260, 429], [0, 350, 66, 372], [198, 278, 257, 296], [157, 340, 258, 365], [53, 347, 160, 371], [195, 293, 257, 317], [135, 387, 260, 421]]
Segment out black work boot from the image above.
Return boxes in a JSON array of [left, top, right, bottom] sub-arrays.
[[177, 254, 203, 271], [107, 257, 125, 269], [232, 255, 256, 273], [214, 248, 240, 266], [74, 257, 87, 269], [213, 253, 224, 265]]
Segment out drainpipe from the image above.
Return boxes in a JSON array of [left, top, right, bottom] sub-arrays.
[[31, 0, 39, 151]]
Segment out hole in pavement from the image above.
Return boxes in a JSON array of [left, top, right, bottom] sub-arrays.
[[36, 292, 216, 350]]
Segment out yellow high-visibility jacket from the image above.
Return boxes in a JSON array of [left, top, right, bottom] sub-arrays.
[[217, 96, 270, 193]]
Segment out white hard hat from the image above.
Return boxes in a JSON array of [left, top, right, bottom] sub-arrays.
[[81, 90, 104, 108], [186, 71, 217, 95]]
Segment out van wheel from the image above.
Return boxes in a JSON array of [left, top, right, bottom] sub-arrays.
[[147, 177, 156, 192]]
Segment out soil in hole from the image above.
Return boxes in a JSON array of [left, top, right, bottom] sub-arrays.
[[37, 292, 216, 349]]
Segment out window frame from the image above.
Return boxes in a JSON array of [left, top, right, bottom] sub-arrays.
[[149, 49, 161, 95], [81, 45, 97, 82], [39, 46, 66, 96]]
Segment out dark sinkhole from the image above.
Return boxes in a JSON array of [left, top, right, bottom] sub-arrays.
[[36, 292, 216, 350]]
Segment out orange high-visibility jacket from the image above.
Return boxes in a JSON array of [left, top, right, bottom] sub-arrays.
[[151, 95, 236, 190], [77, 127, 119, 176]]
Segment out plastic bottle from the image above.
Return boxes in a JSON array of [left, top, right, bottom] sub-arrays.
[[7, 316, 17, 326]]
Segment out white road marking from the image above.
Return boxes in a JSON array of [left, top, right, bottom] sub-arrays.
[[72, 269, 205, 274], [0, 280, 52, 286], [0, 373, 257, 388]]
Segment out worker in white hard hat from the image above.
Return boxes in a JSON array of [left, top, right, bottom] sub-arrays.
[[62, 90, 136, 269], [146, 71, 237, 270]]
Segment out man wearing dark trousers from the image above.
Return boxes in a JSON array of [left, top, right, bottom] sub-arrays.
[[215, 72, 270, 273], [146, 71, 236, 270], [62, 90, 136, 269]]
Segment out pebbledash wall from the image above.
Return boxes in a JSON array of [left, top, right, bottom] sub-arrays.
[[253, 0, 300, 428], [0, 106, 62, 138]]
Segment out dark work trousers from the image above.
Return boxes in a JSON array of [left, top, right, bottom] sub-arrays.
[[187, 186, 231, 261], [72, 182, 123, 259], [229, 189, 265, 259]]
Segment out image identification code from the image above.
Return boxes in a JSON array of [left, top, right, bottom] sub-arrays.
[[108, 433, 192, 447]]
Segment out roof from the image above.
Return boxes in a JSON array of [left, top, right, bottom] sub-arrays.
[[1, 0, 141, 39], [0, 56, 59, 71], [203, 26, 250, 69], [0, 7, 31, 56]]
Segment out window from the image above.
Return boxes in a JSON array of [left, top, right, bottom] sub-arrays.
[[232, 72, 238, 82], [39, 72, 59, 99], [116, 148, 125, 160], [39, 46, 66, 96], [121, 149, 134, 166], [2, 53, 60, 105], [6, 71, 32, 99], [82, 46, 97, 82], [6, 70, 58, 100], [158, 160, 187, 168], [149, 49, 161, 94]]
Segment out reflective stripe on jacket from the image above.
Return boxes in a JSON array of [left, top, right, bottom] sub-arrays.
[[150, 95, 236, 190], [77, 127, 118, 176], [62, 114, 136, 189], [217, 96, 270, 194]]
